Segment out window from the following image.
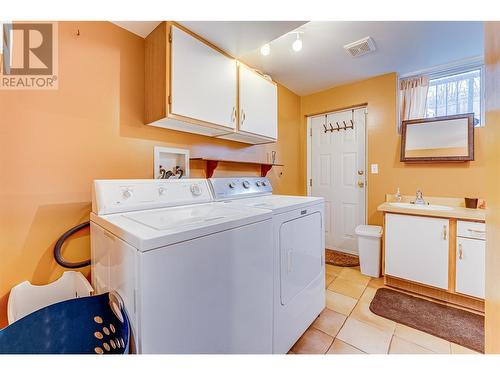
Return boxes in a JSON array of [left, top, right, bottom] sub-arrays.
[[425, 67, 484, 126]]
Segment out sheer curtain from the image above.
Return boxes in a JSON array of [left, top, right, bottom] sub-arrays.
[[399, 76, 430, 131]]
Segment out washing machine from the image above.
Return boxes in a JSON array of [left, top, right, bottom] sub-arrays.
[[209, 177, 325, 354], [90, 178, 274, 354]]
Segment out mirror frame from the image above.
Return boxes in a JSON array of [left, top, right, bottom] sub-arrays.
[[400, 113, 475, 163]]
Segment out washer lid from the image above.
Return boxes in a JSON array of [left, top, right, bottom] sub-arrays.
[[90, 202, 272, 252], [124, 205, 245, 231]]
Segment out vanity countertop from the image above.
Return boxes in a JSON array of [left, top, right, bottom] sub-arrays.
[[377, 201, 486, 222]]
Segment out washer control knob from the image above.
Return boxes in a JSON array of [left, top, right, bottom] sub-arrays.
[[190, 184, 202, 196], [242, 180, 250, 189], [228, 182, 236, 189], [256, 181, 262, 187], [262, 181, 268, 187], [122, 188, 132, 199]]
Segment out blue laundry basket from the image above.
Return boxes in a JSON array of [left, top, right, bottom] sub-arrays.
[[0, 292, 130, 354]]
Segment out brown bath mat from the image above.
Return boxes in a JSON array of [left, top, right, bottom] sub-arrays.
[[325, 249, 360, 267], [369, 288, 484, 353]]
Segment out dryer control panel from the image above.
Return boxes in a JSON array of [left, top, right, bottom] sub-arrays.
[[209, 177, 273, 200], [92, 179, 212, 215]]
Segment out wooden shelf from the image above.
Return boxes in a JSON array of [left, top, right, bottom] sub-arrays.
[[190, 158, 283, 178]]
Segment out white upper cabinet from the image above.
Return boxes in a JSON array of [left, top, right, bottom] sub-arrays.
[[238, 64, 278, 140], [145, 22, 278, 144], [171, 26, 237, 130]]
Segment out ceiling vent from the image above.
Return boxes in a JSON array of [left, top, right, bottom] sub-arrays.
[[343, 37, 376, 58]]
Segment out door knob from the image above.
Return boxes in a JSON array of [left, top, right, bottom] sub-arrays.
[[358, 170, 364, 175], [358, 181, 365, 188]]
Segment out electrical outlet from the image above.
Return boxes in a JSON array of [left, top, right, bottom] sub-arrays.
[[371, 164, 379, 174]]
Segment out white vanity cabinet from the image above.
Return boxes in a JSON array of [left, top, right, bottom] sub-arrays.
[[455, 221, 486, 299], [379, 201, 485, 312], [385, 213, 449, 289]]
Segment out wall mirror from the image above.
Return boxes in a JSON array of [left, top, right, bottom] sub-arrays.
[[401, 113, 474, 162]]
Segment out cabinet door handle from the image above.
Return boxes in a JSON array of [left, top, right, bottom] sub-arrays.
[[458, 243, 463, 260], [468, 228, 486, 235], [468, 228, 486, 233], [240, 109, 246, 125], [231, 106, 236, 123], [287, 250, 293, 273], [442, 225, 447, 240]]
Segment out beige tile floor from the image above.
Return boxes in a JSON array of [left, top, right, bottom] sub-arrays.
[[289, 264, 481, 355]]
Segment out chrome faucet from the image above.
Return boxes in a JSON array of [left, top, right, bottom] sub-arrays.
[[395, 187, 402, 202], [414, 189, 426, 205]]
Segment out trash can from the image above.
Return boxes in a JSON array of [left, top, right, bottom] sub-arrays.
[[355, 225, 383, 278]]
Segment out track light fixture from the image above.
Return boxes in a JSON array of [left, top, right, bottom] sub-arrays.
[[260, 43, 271, 56], [292, 33, 303, 52]]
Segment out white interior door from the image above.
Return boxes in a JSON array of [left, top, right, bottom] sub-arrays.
[[310, 108, 366, 255]]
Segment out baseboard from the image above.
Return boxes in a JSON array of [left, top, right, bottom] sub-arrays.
[[385, 275, 484, 313]]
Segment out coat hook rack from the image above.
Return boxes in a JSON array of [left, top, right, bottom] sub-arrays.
[[322, 119, 355, 133], [343, 120, 354, 130]]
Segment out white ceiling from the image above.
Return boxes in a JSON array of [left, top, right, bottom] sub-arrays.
[[112, 21, 484, 96], [178, 21, 306, 57], [112, 21, 305, 56], [112, 21, 161, 38], [241, 21, 484, 95]]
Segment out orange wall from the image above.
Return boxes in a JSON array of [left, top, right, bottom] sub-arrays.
[[300, 73, 486, 226], [0, 21, 302, 327], [484, 21, 500, 354]]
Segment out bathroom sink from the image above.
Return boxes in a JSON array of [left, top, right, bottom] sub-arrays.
[[388, 202, 454, 211]]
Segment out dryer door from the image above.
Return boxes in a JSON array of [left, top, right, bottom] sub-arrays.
[[280, 211, 323, 305]]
